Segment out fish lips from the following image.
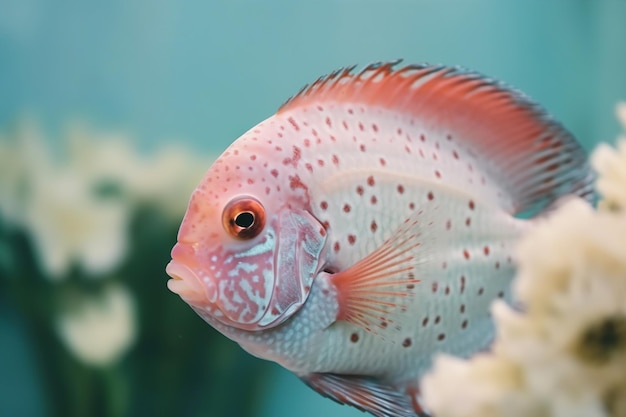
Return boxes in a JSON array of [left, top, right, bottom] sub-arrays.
[[166, 259, 218, 307]]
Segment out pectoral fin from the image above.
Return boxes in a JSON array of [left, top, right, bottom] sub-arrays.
[[330, 213, 428, 333]]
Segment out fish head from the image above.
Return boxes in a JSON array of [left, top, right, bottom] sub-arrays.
[[166, 136, 328, 331]]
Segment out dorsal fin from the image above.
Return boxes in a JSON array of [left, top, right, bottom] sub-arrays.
[[278, 61, 594, 216]]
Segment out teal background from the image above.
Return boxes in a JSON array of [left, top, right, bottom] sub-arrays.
[[1, 1, 625, 417]]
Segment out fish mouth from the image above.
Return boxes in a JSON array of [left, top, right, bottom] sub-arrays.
[[166, 260, 216, 307]]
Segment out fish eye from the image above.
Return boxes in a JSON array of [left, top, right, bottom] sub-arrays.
[[222, 197, 265, 240]]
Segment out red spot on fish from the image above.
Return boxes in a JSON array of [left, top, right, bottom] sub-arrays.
[[265, 186, 270, 195], [250, 155, 257, 161], [478, 287, 484, 295], [271, 169, 279, 178], [333, 242, 340, 252], [372, 123, 379, 132], [465, 217, 471, 226], [275, 146, 283, 152], [350, 333, 359, 343], [432, 152, 438, 161], [445, 286, 450, 295], [397, 185, 404, 194], [317, 105, 324, 111], [434, 170, 441, 179], [371, 196, 378, 205], [356, 185, 364, 196], [332, 154, 339, 165], [405, 145, 412, 154], [397, 128, 403, 135], [360, 144, 366, 152], [320, 201, 328, 210], [304, 138, 311, 147], [427, 192, 434, 201], [402, 338, 412, 348], [330, 135, 336, 142], [289, 175, 307, 191], [317, 159, 325, 167], [305, 163, 313, 172], [348, 108, 354, 114], [446, 134, 452, 141], [422, 317, 429, 327], [343, 204, 351, 213], [434, 316, 441, 324], [462, 320, 468, 329], [367, 176, 375, 186], [347, 235, 356, 245], [319, 227, 326, 236], [460, 304, 465, 313], [283, 146, 302, 167], [469, 200, 475, 210], [460, 275, 466, 293], [483, 246, 490, 256], [247, 178, 254, 184], [432, 282, 438, 293], [438, 333, 446, 341], [446, 220, 451, 230], [409, 202, 415, 210], [463, 249, 470, 259], [452, 150, 459, 159], [342, 120, 348, 130], [420, 134, 425, 142], [358, 122, 364, 131], [325, 117, 332, 127], [288, 117, 300, 131], [370, 221, 377, 233], [379, 158, 386, 166]]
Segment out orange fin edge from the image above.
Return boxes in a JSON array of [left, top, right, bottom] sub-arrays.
[[278, 61, 594, 216]]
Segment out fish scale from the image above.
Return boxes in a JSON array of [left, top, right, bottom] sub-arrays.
[[165, 62, 593, 416]]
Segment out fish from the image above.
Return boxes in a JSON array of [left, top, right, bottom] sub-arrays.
[[165, 61, 593, 417]]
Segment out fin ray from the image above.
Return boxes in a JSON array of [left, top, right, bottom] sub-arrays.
[[301, 373, 419, 417]]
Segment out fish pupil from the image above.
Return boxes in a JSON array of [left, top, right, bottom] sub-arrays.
[[235, 211, 255, 229]]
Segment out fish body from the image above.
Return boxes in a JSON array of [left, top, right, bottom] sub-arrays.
[[166, 62, 593, 416]]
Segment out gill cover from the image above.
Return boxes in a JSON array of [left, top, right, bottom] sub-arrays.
[[214, 208, 327, 330]]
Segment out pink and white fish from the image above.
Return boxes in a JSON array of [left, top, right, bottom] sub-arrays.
[[165, 62, 593, 416]]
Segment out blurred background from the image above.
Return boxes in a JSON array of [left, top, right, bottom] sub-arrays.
[[0, 1, 625, 416]]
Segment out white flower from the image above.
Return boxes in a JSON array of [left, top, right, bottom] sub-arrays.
[[24, 165, 131, 278], [514, 199, 626, 313], [421, 353, 541, 417], [591, 102, 626, 212], [1, 120, 210, 279], [591, 140, 626, 212], [56, 283, 137, 367], [25, 127, 134, 278]]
